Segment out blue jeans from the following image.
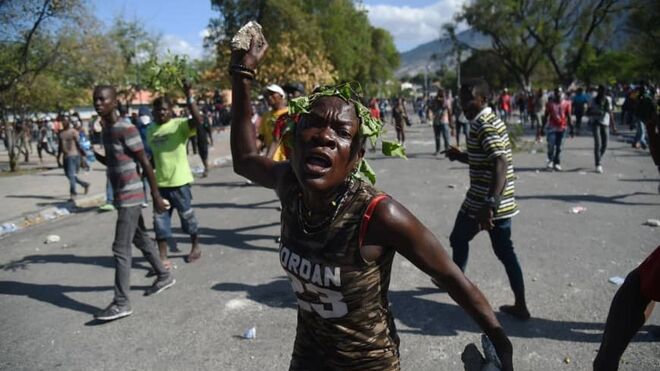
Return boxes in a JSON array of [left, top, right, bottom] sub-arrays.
[[106, 180, 114, 203], [449, 211, 526, 303], [64, 155, 89, 195], [456, 120, 469, 146], [546, 130, 566, 164], [633, 116, 648, 147], [433, 122, 450, 153], [153, 184, 198, 241]]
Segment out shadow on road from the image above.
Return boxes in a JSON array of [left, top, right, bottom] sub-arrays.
[[0, 281, 109, 315], [618, 178, 659, 182], [516, 191, 658, 206], [212, 277, 296, 309], [194, 199, 279, 210], [389, 286, 656, 343], [193, 181, 256, 188], [210, 280, 657, 343], [172, 222, 281, 253], [0, 254, 151, 273], [6, 194, 61, 200], [513, 166, 588, 173]]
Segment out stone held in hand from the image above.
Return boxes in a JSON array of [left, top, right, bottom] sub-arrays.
[[231, 21, 264, 51]]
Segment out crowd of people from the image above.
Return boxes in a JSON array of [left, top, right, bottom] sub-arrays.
[[366, 81, 657, 177]]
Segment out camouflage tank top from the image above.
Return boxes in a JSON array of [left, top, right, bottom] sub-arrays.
[[279, 179, 400, 371]]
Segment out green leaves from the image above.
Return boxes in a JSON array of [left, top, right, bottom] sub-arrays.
[[381, 140, 406, 159], [144, 53, 199, 95], [356, 159, 376, 185], [289, 96, 311, 114]]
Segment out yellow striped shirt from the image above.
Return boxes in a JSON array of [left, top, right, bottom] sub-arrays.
[[460, 107, 518, 219]]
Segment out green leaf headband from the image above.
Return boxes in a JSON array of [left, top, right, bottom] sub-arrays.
[[286, 82, 406, 184]]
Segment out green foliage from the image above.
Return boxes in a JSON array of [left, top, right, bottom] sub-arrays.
[[624, 0, 660, 79], [577, 48, 642, 85], [461, 0, 626, 86], [461, 50, 517, 91], [206, 0, 399, 94], [144, 54, 199, 96]]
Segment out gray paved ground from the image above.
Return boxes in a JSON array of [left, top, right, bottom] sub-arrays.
[[0, 124, 658, 370]]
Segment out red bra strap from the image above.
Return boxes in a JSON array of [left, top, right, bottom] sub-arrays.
[[359, 194, 390, 247]]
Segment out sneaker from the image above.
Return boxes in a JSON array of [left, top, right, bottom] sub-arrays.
[[546, 160, 554, 170], [141, 202, 149, 208], [94, 303, 132, 321], [144, 276, 176, 296], [98, 203, 115, 212], [553, 164, 562, 171], [596, 165, 603, 174]]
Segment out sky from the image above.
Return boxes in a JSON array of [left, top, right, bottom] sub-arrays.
[[91, 0, 465, 58]]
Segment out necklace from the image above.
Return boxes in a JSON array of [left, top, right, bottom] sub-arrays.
[[297, 179, 355, 234]]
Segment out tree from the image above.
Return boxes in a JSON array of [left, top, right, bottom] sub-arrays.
[[461, 0, 627, 86], [0, 0, 88, 171], [526, 0, 627, 85], [461, 50, 517, 91], [205, 0, 398, 94], [106, 17, 161, 104], [624, 0, 660, 79], [441, 22, 468, 91], [364, 27, 400, 96], [458, 0, 545, 88]]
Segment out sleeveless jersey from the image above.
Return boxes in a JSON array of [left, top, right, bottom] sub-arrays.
[[279, 179, 400, 370]]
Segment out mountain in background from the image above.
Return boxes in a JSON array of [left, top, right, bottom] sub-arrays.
[[396, 12, 630, 79], [396, 29, 490, 77]]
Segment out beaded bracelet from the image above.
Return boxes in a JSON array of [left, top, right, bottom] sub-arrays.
[[230, 68, 255, 80], [230, 64, 256, 75]]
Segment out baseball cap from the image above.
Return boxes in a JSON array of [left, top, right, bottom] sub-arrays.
[[283, 82, 305, 95], [265, 84, 285, 97]]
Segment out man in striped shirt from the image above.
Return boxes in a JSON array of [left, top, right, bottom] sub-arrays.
[[443, 78, 530, 320], [92, 85, 175, 321]]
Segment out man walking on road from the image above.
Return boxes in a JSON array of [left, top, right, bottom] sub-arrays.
[[587, 85, 614, 174], [147, 81, 203, 266], [539, 87, 573, 171], [92, 85, 175, 321], [57, 118, 90, 199], [442, 78, 531, 321]]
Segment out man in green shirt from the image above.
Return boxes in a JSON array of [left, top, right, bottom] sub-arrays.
[[147, 81, 203, 267]]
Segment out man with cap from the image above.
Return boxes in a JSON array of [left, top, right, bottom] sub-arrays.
[[258, 84, 288, 159], [283, 82, 305, 100]]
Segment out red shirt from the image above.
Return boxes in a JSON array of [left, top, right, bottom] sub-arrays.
[[545, 99, 572, 131], [370, 107, 381, 120], [500, 94, 511, 112]]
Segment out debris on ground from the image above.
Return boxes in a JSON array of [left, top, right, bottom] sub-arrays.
[[1, 223, 19, 236], [570, 206, 587, 214], [608, 276, 625, 286], [45, 235, 61, 244], [242, 326, 256, 340], [643, 219, 660, 227]]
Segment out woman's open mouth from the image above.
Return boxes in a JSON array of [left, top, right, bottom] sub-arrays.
[[303, 152, 332, 174]]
